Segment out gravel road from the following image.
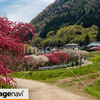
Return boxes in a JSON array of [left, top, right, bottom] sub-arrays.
[[16, 78, 89, 100]]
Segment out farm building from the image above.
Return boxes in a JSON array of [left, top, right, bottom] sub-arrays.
[[86, 41, 100, 48], [65, 43, 78, 49], [86, 41, 100, 51]]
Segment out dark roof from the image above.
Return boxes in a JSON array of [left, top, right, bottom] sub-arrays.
[[87, 42, 100, 47]]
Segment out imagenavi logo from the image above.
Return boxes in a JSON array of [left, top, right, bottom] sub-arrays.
[[0, 90, 24, 98], [0, 89, 28, 100]]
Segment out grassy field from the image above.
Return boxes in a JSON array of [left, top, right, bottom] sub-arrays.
[[13, 51, 100, 100]]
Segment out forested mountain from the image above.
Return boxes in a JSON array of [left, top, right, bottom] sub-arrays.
[[30, 0, 75, 33], [30, 25, 98, 47], [30, 0, 100, 38]]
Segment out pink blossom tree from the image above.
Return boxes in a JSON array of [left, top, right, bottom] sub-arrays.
[[45, 52, 69, 65], [0, 16, 36, 88]]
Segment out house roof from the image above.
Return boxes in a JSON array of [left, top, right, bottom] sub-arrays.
[[86, 41, 100, 47], [65, 43, 78, 46]]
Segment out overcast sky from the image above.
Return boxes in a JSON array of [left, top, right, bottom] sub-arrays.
[[0, 0, 55, 23]]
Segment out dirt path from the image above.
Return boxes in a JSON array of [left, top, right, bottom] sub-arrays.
[[16, 78, 89, 100], [81, 59, 93, 67], [66, 59, 93, 69]]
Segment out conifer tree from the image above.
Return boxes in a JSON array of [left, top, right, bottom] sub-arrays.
[[85, 33, 90, 46], [96, 27, 100, 41]]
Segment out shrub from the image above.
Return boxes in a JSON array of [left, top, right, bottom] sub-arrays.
[[22, 54, 49, 70], [45, 52, 69, 65], [95, 47, 100, 51], [22, 52, 69, 70], [45, 54, 60, 65]]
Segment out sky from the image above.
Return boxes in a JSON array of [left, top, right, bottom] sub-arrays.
[[0, 0, 55, 23]]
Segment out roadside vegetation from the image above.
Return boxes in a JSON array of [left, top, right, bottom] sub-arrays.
[[13, 51, 100, 100], [0, 82, 13, 89]]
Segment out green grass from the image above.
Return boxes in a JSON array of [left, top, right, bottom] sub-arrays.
[[69, 73, 100, 83], [85, 84, 100, 99], [94, 79, 100, 87], [69, 77, 86, 83], [86, 51, 100, 61], [88, 73, 100, 79], [83, 51, 100, 99], [13, 61, 99, 83], [58, 82, 75, 88]]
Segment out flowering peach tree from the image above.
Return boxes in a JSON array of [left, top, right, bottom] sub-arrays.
[[24, 54, 49, 70], [0, 16, 35, 88], [45, 52, 69, 65]]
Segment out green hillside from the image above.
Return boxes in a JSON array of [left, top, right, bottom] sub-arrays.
[[39, 0, 100, 38], [30, 25, 98, 47], [30, 0, 100, 38]]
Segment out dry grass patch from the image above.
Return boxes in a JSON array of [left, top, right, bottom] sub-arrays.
[[54, 73, 100, 100]]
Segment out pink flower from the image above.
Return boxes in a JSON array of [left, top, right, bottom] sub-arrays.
[[45, 52, 69, 65], [95, 47, 100, 51], [0, 16, 36, 88]]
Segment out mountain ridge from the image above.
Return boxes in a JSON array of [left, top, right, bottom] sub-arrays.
[[30, 0, 76, 32], [30, 0, 100, 38]]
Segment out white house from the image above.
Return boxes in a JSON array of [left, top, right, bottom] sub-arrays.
[[65, 43, 78, 49]]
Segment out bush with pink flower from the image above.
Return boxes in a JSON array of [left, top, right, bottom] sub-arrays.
[[0, 16, 36, 88], [95, 47, 100, 51], [21, 52, 69, 70], [45, 52, 69, 65]]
